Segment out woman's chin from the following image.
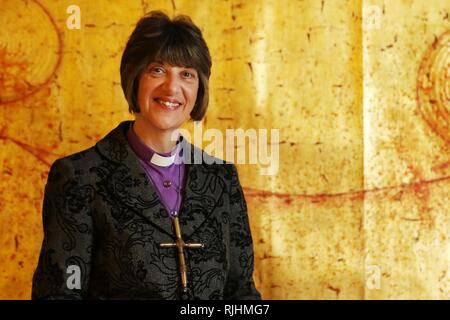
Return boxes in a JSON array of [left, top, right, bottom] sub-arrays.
[[153, 121, 183, 132]]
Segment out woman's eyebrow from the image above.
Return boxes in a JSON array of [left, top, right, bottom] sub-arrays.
[[147, 61, 164, 66], [182, 66, 197, 71]]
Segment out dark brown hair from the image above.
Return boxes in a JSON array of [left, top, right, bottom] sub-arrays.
[[120, 11, 212, 120]]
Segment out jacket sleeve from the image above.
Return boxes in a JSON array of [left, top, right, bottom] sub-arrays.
[[224, 164, 261, 300], [32, 158, 94, 299]]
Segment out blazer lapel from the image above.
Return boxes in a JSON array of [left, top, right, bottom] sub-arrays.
[[178, 142, 228, 241], [95, 121, 172, 237]]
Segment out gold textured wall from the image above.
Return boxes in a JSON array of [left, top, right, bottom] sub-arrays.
[[0, 0, 449, 299]]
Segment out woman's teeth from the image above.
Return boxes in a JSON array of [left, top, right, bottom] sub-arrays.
[[156, 99, 181, 109]]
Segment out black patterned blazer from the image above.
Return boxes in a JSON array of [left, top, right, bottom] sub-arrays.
[[32, 121, 261, 300]]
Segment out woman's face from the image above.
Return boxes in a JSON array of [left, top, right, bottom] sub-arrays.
[[136, 61, 199, 132]]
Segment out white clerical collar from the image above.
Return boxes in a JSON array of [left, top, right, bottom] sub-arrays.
[[149, 152, 176, 167]]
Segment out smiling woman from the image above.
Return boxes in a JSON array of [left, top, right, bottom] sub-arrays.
[[120, 11, 211, 153], [31, 10, 261, 300], [134, 62, 199, 152]]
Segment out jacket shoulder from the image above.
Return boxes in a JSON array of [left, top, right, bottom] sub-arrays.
[[49, 145, 104, 182]]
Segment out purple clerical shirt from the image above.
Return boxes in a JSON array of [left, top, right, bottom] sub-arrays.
[[126, 123, 185, 217]]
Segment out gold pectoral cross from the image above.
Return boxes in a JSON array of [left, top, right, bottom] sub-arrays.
[[160, 215, 204, 293]]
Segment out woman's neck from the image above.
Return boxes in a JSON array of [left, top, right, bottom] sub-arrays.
[[132, 118, 178, 154]]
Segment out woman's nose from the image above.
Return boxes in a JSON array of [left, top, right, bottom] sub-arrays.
[[162, 73, 180, 94]]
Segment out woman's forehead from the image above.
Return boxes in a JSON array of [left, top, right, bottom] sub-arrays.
[[148, 60, 196, 69]]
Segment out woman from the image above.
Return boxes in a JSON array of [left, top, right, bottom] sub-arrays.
[[32, 11, 261, 300]]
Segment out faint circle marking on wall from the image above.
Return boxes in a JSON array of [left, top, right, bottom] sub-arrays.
[[0, 0, 62, 104], [417, 30, 450, 144]]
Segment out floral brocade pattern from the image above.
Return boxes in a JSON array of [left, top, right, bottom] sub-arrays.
[[32, 121, 260, 300]]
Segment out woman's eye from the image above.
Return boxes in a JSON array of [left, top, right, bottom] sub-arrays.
[[150, 67, 164, 74], [182, 71, 196, 79]]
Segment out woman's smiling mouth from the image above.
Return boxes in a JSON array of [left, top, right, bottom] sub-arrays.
[[154, 98, 182, 110]]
